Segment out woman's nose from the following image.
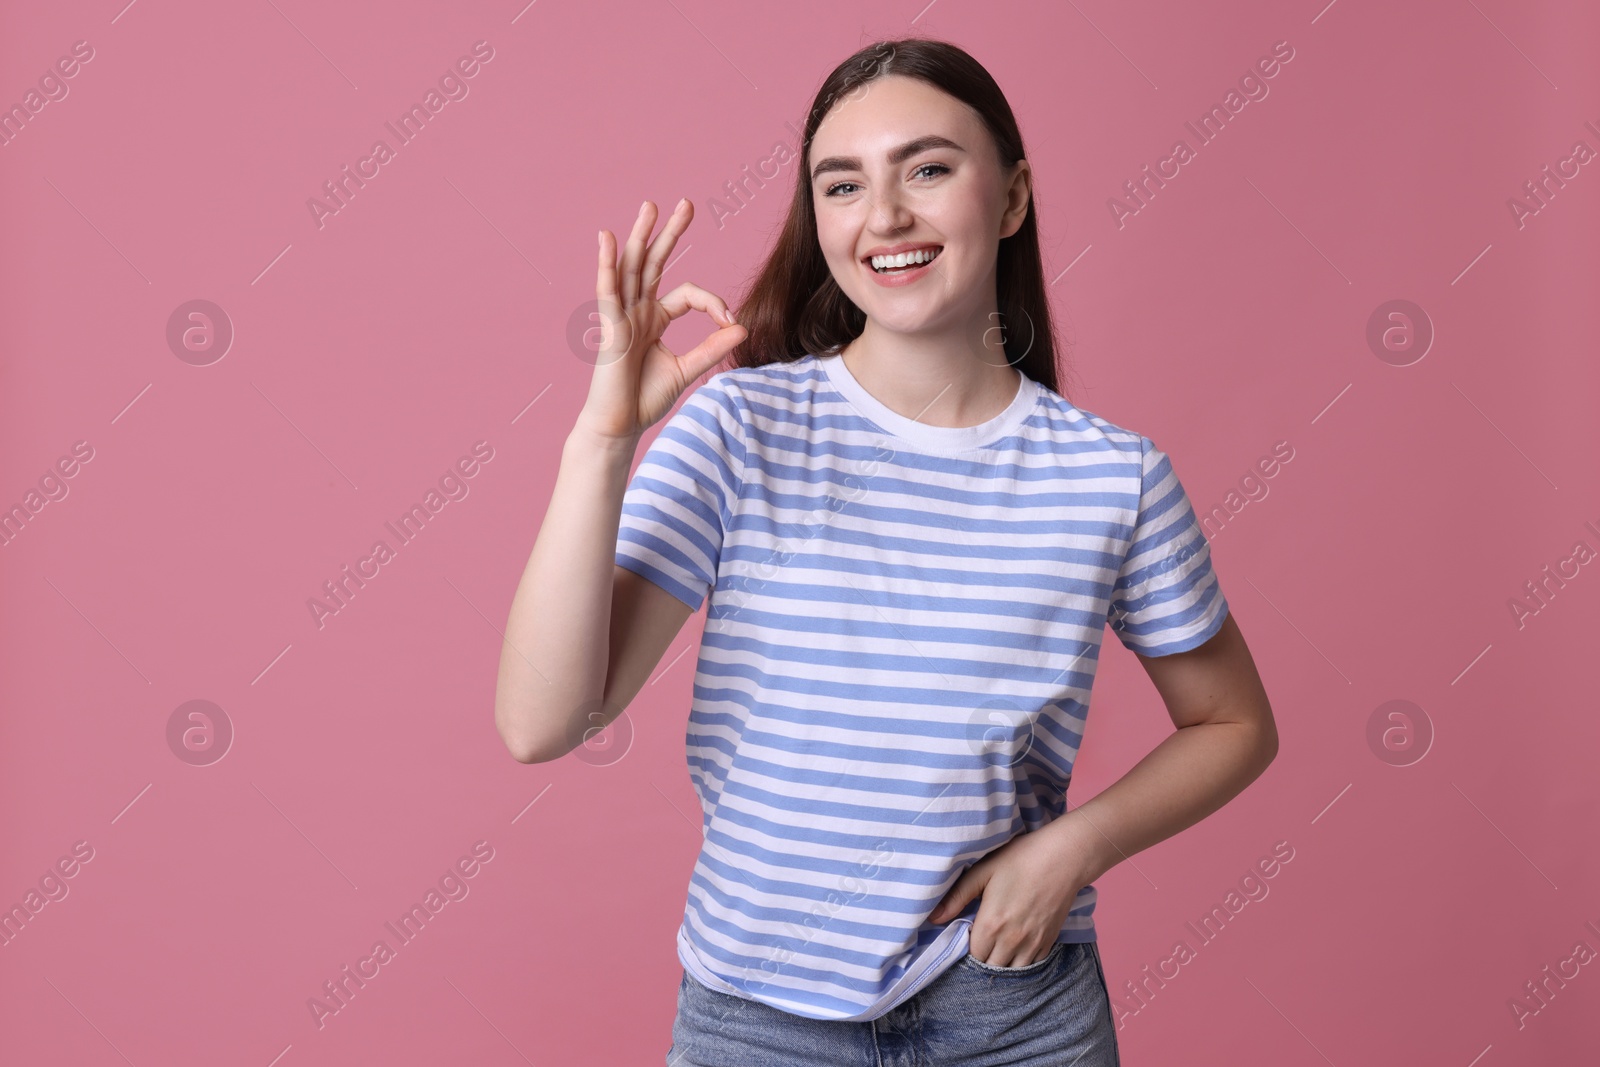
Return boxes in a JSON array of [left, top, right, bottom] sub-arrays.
[[870, 190, 914, 232]]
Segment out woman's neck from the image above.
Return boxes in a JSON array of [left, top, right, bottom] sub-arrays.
[[837, 319, 1022, 430]]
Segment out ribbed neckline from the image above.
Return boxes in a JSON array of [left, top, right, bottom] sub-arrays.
[[818, 351, 1040, 454]]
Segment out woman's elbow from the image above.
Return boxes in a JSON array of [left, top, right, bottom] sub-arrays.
[[502, 736, 547, 764], [502, 732, 570, 765], [495, 707, 567, 765], [1254, 711, 1280, 771]]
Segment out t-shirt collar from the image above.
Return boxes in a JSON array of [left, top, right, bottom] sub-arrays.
[[818, 350, 1039, 453]]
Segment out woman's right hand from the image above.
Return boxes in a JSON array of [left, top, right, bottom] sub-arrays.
[[576, 199, 747, 443]]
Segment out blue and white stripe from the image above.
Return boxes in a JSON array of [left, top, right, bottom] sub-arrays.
[[615, 352, 1228, 1021]]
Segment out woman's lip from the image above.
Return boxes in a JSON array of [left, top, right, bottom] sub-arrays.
[[864, 248, 942, 287]]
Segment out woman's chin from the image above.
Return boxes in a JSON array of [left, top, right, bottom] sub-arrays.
[[859, 305, 953, 336]]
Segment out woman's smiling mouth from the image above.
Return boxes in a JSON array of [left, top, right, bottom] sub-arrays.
[[865, 245, 944, 274]]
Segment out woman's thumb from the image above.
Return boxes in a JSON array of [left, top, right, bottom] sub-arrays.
[[681, 324, 746, 381], [929, 867, 984, 924]]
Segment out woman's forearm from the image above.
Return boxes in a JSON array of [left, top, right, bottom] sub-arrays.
[[1045, 718, 1279, 887], [494, 426, 639, 763]]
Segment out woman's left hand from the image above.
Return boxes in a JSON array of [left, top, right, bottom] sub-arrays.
[[926, 825, 1097, 968]]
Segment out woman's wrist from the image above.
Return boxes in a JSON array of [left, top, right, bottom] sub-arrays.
[[565, 419, 640, 464], [1042, 804, 1121, 887]]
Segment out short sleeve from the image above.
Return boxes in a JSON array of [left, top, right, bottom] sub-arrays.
[[1106, 435, 1229, 655], [613, 375, 747, 612]]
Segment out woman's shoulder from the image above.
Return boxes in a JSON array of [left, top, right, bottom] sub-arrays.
[[1031, 386, 1148, 460], [707, 353, 825, 390], [670, 356, 825, 453], [697, 354, 829, 420]]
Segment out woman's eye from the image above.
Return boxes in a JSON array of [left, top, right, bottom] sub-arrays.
[[823, 163, 950, 198]]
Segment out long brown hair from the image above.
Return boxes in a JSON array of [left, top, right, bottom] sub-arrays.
[[726, 36, 1075, 401]]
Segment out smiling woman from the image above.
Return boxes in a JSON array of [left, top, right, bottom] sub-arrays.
[[495, 32, 1278, 1067], [731, 46, 1070, 421]]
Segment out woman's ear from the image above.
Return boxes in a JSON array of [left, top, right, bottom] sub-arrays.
[[1000, 159, 1032, 239]]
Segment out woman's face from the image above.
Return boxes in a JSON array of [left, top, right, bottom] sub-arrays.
[[807, 74, 1028, 338]]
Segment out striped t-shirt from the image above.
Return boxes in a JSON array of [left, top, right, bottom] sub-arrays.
[[614, 351, 1229, 1022]]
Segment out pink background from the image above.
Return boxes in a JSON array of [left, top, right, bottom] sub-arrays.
[[3, 1, 1597, 1064]]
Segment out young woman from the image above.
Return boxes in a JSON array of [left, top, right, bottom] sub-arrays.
[[496, 36, 1278, 1067]]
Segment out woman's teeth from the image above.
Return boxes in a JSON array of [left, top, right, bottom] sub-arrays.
[[870, 247, 942, 273]]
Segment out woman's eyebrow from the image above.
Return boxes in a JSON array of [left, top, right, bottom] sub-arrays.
[[809, 135, 966, 182]]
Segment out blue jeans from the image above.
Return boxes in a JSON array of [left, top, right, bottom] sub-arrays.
[[667, 940, 1122, 1066]]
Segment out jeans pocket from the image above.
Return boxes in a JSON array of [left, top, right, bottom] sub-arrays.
[[960, 939, 1067, 975]]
